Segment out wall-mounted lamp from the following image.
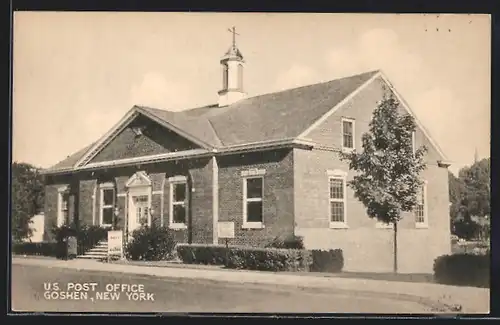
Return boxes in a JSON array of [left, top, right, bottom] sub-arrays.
[[114, 206, 120, 217]]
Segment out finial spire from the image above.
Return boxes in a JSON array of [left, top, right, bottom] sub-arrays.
[[474, 147, 479, 163], [228, 26, 239, 47]]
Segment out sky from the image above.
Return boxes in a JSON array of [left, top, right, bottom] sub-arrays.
[[12, 12, 491, 175]]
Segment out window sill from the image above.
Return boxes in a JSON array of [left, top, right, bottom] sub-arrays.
[[242, 222, 265, 229], [169, 224, 187, 230], [415, 223, 429, 229], [101, 224, 113, 229], [329, 222, 349, 229], [376, 222, 394, 229], [341, 147, 355, 154]]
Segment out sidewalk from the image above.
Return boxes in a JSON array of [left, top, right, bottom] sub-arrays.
[[12, 256, 489, 314]]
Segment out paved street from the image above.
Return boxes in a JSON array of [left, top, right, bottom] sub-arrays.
[[12, 264, 437, 313]]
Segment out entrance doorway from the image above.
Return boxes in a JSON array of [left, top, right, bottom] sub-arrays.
[[129, 195, 149, 233]]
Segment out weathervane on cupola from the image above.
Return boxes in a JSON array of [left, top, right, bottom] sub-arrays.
[[218, 26, 247, 107]]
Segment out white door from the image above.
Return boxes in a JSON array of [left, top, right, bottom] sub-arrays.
[[128, 195, 149, 234]]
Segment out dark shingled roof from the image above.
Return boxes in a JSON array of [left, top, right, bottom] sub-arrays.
[[45, 70, 379, 172]]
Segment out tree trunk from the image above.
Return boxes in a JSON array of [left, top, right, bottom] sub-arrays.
[[393, 221, 398, 273]]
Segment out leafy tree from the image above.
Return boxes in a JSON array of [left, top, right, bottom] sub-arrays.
[[340, 90, 427, 273], [450, 158, 490, 240], [459, 158, 490, 219], [11, 162, 45, 242]]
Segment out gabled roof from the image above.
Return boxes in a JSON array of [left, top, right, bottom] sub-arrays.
[[43, 69, 447, 174]]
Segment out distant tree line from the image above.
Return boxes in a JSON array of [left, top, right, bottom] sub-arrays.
[[449, 157, 490, 241]]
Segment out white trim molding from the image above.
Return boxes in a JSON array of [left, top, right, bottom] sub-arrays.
[[375, 221, 394, 229], [92, 185, 97, 226], [168, 176, 188, 230], [160, 176, 166, 227], [99, 182, 116, 227], [152, 191, 163, 195], [56, 185, 70, 227], [327, 169, 349, 229], [298, 71, 381, 140], [241, 168, 266, 177], [377, 71, 449, 161], [341, 117, 356, 153], [242, 173, 265, 229], [75, 109, 139, 167]]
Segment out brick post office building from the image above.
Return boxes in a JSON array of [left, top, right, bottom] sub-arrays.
[[41, 39, 452, 273]]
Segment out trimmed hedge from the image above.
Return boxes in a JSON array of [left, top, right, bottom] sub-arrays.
[[311, 249, 344, 273], [265, 235, 305, 250], [176, 244, 344, 273], [12, 242, 59, 257], [433, 253, 490, 288], [176, 244, 228, 265]]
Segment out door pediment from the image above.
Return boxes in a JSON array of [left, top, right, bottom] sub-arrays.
[[125, 171, 152, 188]]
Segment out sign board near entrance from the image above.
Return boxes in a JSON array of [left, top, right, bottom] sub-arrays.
[[217, 222, 235, 239], [108, 230, 123, 259]]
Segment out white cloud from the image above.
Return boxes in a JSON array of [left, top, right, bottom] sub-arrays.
[[129, 71, 191, 111], [326, 28, 424, 87]]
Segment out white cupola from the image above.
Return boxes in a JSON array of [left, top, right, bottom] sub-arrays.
[[218, 27, 246, 107]]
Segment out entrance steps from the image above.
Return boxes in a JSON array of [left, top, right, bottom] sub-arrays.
[[76, 240, 108, 260]]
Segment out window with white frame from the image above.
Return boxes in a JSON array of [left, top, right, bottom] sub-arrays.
[[169, 177, 188, 228], [342, 118, 355, 151], [414, 182, 428, 227], [57, 187, 70, 227], [328, 170, 348, 228], [243, 176, 264, 226], [99, 183, 115, 227]]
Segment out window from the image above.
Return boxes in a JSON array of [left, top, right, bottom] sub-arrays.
[[169, 177, 188, 229], [222, 63, 228, 89], [342, 118, 355, 151], [100, 183, 115, 227], [57, 187, 70, 227], [134, 195, 149, 225], [238, 64, 243, 90], [328, 170, 348, 228], [414, 182, 428, 228], [243, 176, 264, 228]]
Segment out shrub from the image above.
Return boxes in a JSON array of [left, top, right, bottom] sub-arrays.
[[76, 225, 108, 255], [227, 246, 312, 272], [12, 242, 58, 257], [51, 224, 108, 257], [125, 224, 177, 261], [433, 253, 490, 288], [265, 234, 305, 250], [310, 249, 344, 273], [177, 244, 312, 272], [176, 244, 228, 265]]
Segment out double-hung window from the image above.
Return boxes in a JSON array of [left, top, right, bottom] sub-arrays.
[[415, 182, 428, 228], [328, 170, 348, 228], [169, 176, 188, 229], [57, 186, 70, 227], [342, 118, 355, 152], [242, 169, 266, 229], [100, 182, 115, 227]]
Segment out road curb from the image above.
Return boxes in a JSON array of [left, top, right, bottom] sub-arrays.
[[12, 257, 457, 313]]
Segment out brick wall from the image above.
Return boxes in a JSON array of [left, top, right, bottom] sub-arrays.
[[90, 114, 199, 164], [44, 158, 215, 245], [217, 149, 295, 247], [294, 76, 451, 274]]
